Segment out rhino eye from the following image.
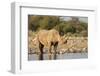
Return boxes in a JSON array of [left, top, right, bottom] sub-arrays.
[[60, 32, 64, 36]]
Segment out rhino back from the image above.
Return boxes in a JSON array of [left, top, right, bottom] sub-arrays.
[[37, 29, 60, 46]]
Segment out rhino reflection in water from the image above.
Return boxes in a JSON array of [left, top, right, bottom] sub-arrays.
[[32, 29, 67, 60]]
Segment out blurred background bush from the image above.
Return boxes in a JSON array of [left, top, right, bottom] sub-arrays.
[[28, 15, 88, 37]]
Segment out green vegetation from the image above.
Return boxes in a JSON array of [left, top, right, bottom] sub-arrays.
[[28, 15, 88, 37]]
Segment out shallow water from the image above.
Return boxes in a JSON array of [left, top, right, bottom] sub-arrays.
[[28, 53, 88, 61]]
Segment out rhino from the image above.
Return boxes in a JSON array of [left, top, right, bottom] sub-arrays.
[[32, 29, 67, 60]]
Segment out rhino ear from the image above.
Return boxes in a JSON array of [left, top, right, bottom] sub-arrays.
[[62, 35, 66, 39]]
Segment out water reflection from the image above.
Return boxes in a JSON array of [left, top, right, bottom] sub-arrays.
[[53, 54, 57, 60], [28, 53, 88, 61], [37, 54, 57, 60], [48, 54, 52, 60], [38, 54, 43, 60]]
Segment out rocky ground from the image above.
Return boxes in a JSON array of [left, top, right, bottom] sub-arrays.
[[28, 37, 88, 54]]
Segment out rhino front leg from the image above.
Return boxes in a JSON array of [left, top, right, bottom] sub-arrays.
[[53, 42, 58, 59], [48, 44, 52, 60]]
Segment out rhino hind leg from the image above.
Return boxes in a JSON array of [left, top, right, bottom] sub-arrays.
[[38, 42, 44, 60]]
